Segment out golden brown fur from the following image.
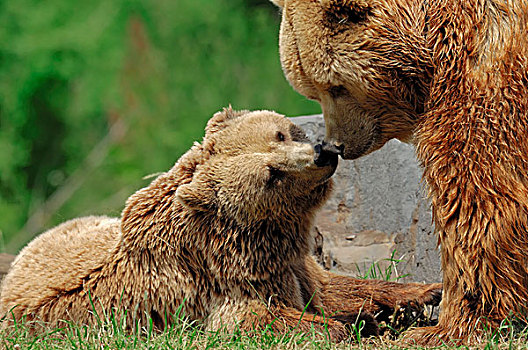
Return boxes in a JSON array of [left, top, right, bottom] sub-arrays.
[[271, 0, 528, 345], [0, 109, 440, 340]]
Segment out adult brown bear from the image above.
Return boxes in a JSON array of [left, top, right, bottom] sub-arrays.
[[270, 0, 528, 345]]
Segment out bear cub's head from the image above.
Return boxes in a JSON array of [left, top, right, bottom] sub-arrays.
[[175, 108, 338, 225]]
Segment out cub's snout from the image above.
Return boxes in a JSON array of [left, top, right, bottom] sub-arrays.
[[314, 141, 341, 168]]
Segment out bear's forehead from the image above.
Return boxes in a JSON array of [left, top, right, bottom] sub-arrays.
[[212, 112, 296, 140], [239, 111, 291, 127], [237, 113, 306, 136]]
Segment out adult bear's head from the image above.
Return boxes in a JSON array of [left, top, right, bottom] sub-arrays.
[[270, 0, 432, 159]]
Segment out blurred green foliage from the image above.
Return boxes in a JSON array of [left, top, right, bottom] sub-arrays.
[[0, 0, 320, 252]]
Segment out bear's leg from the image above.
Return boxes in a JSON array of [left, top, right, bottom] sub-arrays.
[[401, 282, 490, 346], [404, 266, 524, 346], [402, 228, 528, 346], [207, 298, 350, 342], [319, 273, 442, 322]]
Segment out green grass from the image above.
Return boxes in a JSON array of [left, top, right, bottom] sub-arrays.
[[1, 253, 527, 349], [3, 313, 528, 350], [355, 250, 411, 282], [0, 312, 348, 350]]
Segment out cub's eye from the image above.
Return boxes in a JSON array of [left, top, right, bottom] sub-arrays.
[[276, 131, 286, 142]]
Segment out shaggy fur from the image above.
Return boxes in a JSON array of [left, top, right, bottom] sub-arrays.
[[270, 0, 528, 345], [0, 109, 441, 340]]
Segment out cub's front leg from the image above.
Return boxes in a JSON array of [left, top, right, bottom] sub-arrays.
[[321, 273, 442, 317], [301, 258, 442, 328]]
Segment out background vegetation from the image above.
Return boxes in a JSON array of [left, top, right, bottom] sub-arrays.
[[0, 0, 321, 253]]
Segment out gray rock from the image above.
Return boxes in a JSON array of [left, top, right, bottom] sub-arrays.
[[291, 115, 442, 284]]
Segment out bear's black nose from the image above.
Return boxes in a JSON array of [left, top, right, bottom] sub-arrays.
[[314, 141, 340, 167]]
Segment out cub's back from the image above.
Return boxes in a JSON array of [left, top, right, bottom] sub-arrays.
[[0, 216, 121, 321]]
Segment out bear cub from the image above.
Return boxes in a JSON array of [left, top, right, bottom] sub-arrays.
[[0, 108, 441, 340]]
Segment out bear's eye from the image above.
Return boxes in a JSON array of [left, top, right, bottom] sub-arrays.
[[328, 85, 349, 98], [276, 131, 286, 142], [323, 0, 371, 25]]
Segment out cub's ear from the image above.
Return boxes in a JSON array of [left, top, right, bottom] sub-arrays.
[[320, 0, 370, 22], [269, 0, 284, 8], [205, 106, 249, 136], [175, 179, 215, 212]]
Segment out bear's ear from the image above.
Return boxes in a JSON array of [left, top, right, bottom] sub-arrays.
[[269, 0, 284, 8], [320, 0, 370, 23], [175, 180, 215, 212], [205, 106, 249, 136]]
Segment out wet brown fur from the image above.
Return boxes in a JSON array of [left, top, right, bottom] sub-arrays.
[[0, 109, 440, 340], [271, 0, 528, 345]]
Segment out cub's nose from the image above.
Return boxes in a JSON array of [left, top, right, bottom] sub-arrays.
[[314, 141, 341, 167]]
